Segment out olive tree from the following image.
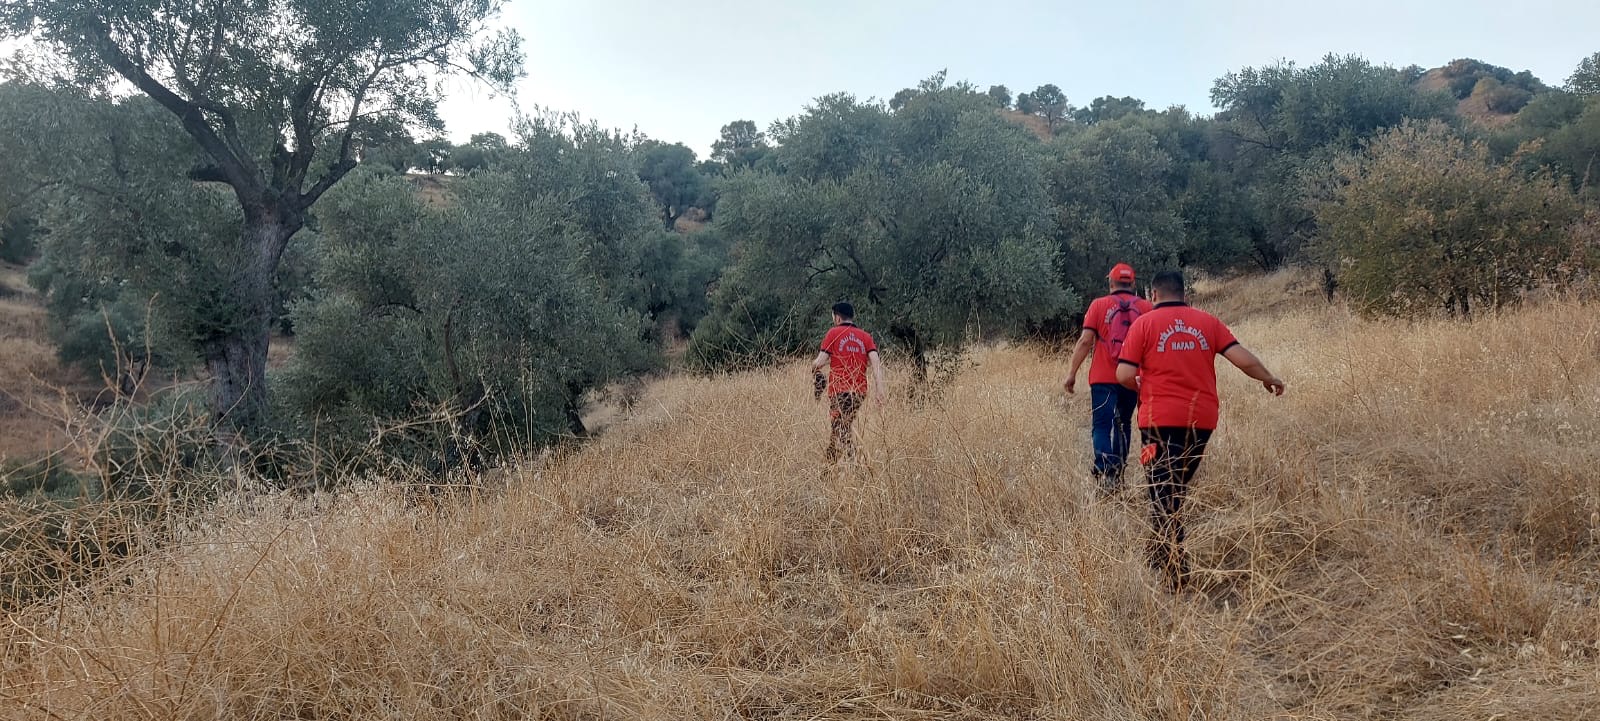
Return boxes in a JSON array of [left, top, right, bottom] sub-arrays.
[[279, 118, 659, 464], [1317, 120, 1586, 318], [1, 0, 523, 433], [694, 78, 1068, 380]]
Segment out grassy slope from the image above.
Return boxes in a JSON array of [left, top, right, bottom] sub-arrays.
[[0, 263, 88, 462], [2, 272, 1599, 719]]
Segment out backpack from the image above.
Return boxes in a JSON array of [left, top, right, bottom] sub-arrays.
[[1099, 297, 1143, 360]]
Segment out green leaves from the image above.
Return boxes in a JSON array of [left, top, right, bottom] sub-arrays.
[[693, 80, 1066, 368], [279, 122, 662, 460], [1316, 120, 1586, 318], [1570, 52, 1600, 97], [637, 141, 710, 230]]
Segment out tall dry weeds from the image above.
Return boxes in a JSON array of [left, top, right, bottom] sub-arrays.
[[3, 288, 1599, 720]]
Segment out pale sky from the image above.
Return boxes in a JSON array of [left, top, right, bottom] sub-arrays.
[[436, 0, 1600, 156]]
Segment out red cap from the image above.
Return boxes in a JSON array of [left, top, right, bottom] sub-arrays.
[[1108, 263, 1135, 283]]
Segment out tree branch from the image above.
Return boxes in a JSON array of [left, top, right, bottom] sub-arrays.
[[81, 18, 263, 201]]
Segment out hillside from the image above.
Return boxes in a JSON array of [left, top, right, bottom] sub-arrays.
[[0, 263, 91, 463], [3, 274, 1597, 719], [1414, 59, 1547, 128]]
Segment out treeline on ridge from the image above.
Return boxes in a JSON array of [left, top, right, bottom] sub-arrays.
[[2, 45, 1600, 496]]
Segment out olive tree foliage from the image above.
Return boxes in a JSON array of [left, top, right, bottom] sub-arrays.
[[1208, 54, 1455, 267], [637, 227, 729, 338], [1075, 95, 1147, 125], [1315, 121, 1586, 318], [692, 76, 1068, 378], [278, 117, 659, 464], [1570, 52, 1600, 97], [1027, 84, 1071, 131], [709, 119, 770, 170], [986, 84, 1011, 109], [449, 131, 510, 173], [636, 141, 709, 230], [1496, 65, 1600, 197], [1047, 120, 1185, 292], [0, 83, 276, 392], [0, 0, 523, 434]]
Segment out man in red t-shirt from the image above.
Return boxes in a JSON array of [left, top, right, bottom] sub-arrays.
[[1064, 263, 1154, 492], [811, 302, 886, 464], [1117, 270, 1285, 590]]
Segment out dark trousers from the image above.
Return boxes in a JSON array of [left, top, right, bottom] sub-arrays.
[[825, 393, 865, 463], [1090, 383, 1139, 480], [1139, 426, 1214, 588]]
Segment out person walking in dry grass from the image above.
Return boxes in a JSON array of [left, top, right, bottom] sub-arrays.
[[1117, 270, 1285, 590], [1063, 263, 1154, 493], [811, 302, 886, 464]]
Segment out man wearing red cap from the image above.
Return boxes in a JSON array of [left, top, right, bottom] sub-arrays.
[[1063, 262, 1153, 493]]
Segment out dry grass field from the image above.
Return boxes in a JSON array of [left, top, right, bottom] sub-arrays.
[[0, 263, 89, 462], [2, 272, 1599, 719]]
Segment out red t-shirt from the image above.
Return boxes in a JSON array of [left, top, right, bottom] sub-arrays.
[[1117, 303, 1240, 430], [1082, 291, 1154, 385], [820, 323, 877, 395]]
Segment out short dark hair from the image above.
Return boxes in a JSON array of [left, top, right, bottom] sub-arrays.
[[831, 301, 855, 320], [1152, 270, 1185, 297]]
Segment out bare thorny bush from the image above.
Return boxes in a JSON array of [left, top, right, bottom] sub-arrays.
[[3, 285, 1600, 719]]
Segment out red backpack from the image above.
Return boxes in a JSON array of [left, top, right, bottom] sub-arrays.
[[1099, 296, 1143, 360]]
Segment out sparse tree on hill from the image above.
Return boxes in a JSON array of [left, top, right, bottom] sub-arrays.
[[889, 87, 918, 112], [637, 141, 708, 230], [450, 131, 511, 173], [1208, 54, 1455, 267], [1029, 83, 1070, 131], [1076, 95, 1147, 124], [413, 137, 455, 174], [1569, 52, 1600, 97], [1015, 92, 1036, 115], [987, 84, 1012, 109], [353, 118, 419, 173], [1, 0, 524, 434], [710, 120, 769, 169]]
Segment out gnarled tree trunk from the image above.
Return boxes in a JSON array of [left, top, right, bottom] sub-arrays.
[[204, 211, 299, 433]]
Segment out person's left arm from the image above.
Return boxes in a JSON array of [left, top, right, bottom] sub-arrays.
[[1221, 345, 1285, 396], [811, 351, 830, 371]]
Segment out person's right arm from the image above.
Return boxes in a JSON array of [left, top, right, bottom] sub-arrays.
[[1221, 345, 1286, 396], [1063, 329, 1095, 394]]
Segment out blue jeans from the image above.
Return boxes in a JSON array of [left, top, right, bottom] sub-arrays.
[[1090, 383, 1139, 479]]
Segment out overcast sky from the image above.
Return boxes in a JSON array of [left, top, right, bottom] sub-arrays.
[[436, 0, 1599, 155]]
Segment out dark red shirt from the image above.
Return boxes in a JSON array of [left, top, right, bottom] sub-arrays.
[[1118, 302, 1239, 430], [1082, 290, 1154, 385], [820, 322, 877, 395]]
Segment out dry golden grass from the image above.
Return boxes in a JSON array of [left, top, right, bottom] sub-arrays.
[[407, 173, 455, 208], [998, 110, 1053, 142], [3, 282, 1599, 719], [0, 263, 90, 461]]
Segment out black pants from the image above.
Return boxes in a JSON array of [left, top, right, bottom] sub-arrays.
[[825, 393, 865, 463], [1139, 426, 1213, 588]]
